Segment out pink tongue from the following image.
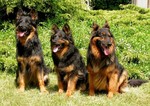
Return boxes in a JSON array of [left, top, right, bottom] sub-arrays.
[[17, 32, 25, 37], [53, 47, 59, 53], [104, 48, 110, 56]]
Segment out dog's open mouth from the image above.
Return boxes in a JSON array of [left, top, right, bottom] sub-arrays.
[[97, 40, 110, 56], [102, 45, 110, 56], [53, 44, 62, 53], [17, 31, 27, 38]]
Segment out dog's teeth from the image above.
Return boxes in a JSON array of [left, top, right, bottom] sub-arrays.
[[53, 47, 59, 53]]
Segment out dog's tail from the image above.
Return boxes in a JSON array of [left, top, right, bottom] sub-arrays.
[[128, 79, 148, 87], [43, 66, 52, 86]]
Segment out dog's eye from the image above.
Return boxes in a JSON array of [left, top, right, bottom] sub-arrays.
[[16, 19, 22, 26], [25, 19, 31, 24], [18, 19, 22, 23], [16, 21, 20, 26], [58, 34, 62, 37], [107, 33, 112, 37], [54, 35, 57, 38], [99, 35, 105, 39]]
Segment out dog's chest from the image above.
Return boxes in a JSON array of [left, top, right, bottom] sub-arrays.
[[17, 56, 41, 71], [93, 73, 108, 90], [93, 65, 100, 73], [92, 64, 115, 90]]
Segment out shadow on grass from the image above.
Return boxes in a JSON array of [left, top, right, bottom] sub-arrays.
[[80, 90, 108, 97]]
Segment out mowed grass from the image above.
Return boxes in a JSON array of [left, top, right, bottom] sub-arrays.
[[0, 72, 150, 106]]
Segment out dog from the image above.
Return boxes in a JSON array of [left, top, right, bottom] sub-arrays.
[[15, 9, 50, 93], [87, 21, 147, 98], [50, 24, 87, 96]]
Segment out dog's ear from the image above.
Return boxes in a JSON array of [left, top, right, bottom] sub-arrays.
[[62, 23, 71, 35], [92, 22, 99, 31], [103, 21, 110, 29], [29, 9, 38, 21], [16, 9, 23, 20], [52, 24, 59, 34], [63, 23, 74, 44]]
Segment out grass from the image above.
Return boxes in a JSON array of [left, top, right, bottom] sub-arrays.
[[0, 72, 150, 106]]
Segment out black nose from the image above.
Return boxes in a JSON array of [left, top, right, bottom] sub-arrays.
[[18, 25, 27, 31], [107, 43, 112, 47], [18, 25, 23, 29], [101, 42, 112, 48], [52, 36, 59, 43], [52, 39, 57, 43]]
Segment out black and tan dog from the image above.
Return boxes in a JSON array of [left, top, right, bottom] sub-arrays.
[[50, 24, 87, 96], [87, 21, 147, 98], [15, 9, 50, 93]]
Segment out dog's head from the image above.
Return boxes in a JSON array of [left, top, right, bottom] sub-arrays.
[[51, 24, 74, 53], [16, 9, 38, 39], [91, 21, 115, 56]]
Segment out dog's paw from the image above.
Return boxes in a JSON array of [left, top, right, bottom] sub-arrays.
[[58, 89, 64, 94]]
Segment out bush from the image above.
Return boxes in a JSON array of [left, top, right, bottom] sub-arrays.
[[0, 0, 87, 22], [119, 4, 150, 14]]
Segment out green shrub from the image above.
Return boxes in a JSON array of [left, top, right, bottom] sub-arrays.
[[0, 0, 87, 22], [120, 4, 150, 14]]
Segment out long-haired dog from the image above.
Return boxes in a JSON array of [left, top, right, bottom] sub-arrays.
[[87, 21, 147, 98], [15, 9, 50, 93], [50, 24, 87, 96]]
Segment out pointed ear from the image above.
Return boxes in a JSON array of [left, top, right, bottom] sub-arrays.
[[52, 24, 59, 34], [29, 9, 38, 21], [16, 9, 23, 20], [62, 23, 71, 35], [103, 21, 110, 29], [92, 22, 99, 31]]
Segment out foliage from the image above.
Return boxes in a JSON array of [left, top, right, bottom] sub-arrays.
[[0, 22, 16, 73], [0, 0, 87, 22], [120, 4, 150, 14], [0, 0, 52, 14]]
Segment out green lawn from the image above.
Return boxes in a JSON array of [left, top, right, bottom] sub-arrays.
[[0, 72, 150, 106]]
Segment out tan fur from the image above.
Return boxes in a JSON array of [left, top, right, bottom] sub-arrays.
[[91, 37, 102, 58], [58, 64, 74, 73], [66, 75, 78, 96], [17, 26, 35, 46], [55, 65, 79, 96], [51, 39, 69, 59], [88, 34, 128, 98], [88, 62, 127, 98], [17, 56, 48, 93]]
